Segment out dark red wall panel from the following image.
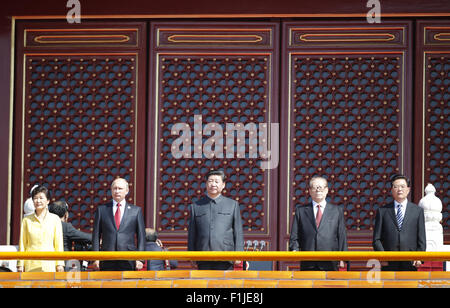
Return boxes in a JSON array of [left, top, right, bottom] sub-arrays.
[[11, 21, 147, 242], [414, 21, 450, 231], [147, 22, 280, 252]]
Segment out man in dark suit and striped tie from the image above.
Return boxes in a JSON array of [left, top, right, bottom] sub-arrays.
[[373, 174, 426, 271]]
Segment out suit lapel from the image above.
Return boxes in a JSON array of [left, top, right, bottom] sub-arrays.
[[401, 202, 413, 230], [108, 201, 131, 231], [387, 202, 401, 230], [105, 202, 117, 231], [304, 203, 317, 230], [120, 202, 131, 229], [318, 203, 332, 230]]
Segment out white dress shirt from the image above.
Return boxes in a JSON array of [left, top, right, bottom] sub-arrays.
[[312, 200, 327, 219], [394, 199, 408, 216], [113, 200, 125, 222]]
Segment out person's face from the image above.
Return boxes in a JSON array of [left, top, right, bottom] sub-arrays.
[[206, 175, 225, 198], [111, 179, 129, 203], [309, 178, 328, 203], [33, 192, 50, 212], [391, 178, 410, 203]]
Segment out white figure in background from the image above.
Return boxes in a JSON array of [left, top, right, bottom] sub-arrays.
[[418, 183, 443, 251], [24, 184, 39, 217]]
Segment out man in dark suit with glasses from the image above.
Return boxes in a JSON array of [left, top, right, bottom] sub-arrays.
[[289, 176, 348, 271]]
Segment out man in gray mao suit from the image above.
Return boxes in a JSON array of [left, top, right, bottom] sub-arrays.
[[289, 176, 347, 271], [188, 170, 244, 270], [92, 178, 146, 271], [373, 174, 426, 271]]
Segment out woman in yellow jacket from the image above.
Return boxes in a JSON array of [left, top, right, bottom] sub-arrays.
[[17, 185, 64, 272]]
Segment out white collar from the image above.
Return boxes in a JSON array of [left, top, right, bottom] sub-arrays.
[[395, 200, 408, 208], [312, 200, 326, 208], [113, 200, 125, 207]]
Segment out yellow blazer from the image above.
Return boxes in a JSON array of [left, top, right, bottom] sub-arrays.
[[18, 210, 64, 272]]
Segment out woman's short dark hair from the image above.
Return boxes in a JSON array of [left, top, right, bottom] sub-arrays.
[[31, 185, 51, 200]]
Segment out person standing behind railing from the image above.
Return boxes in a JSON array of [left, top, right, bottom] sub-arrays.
[[17, 185, 64, 272], [144, 228, 177, 270], [92, 177, 146, 271], [187, 170, 244, 270], [289, 176, 347, 271], [373, 174, 426, 271], [49, 200, 92, 271]]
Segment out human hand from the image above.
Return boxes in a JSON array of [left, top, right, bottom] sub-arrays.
[[135, 260, 144, 270], [93, 260, 100, 270], [413, 260, 422, 267]]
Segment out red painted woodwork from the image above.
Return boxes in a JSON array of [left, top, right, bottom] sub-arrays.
[[414, 21, 450, 231], [11, 21, 147, 241], [146, 22, 280, 250], [5, 17, 450, 263]]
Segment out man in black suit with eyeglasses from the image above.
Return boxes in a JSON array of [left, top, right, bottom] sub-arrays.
[[289, 176, 347, 271], [373, 174, 426, 271]]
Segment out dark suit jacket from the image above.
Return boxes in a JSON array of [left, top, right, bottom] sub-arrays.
[[62, 221, 91, 251], [92, 201, 145, 253], [188, 195, 244, 253], [373, 201, 426, 252], [145, 241, 178, 271], [289, 202, 347, 270], [289, 202, 348, 252]]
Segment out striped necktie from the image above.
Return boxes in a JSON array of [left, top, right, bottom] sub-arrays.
[[396, 203, 403, 230]]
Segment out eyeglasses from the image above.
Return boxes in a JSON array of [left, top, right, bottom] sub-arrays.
[[310, 185, 328, 191], [392, 185, 408, 190]]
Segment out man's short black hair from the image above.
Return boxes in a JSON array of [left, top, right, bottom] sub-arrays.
[[390, 174, 411, 187], [48, 200, 68, 218], [145, 228, 158, 242], [206, 169, 226, 182]]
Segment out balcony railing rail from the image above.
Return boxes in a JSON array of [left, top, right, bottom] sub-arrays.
[[1, 251, 450, 262]]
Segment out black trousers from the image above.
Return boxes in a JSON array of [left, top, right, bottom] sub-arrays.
[[382, 261, 417, 271], [100, 260, 135, 271], [300, 261, 338, 271], [196, 261, 234, 270]]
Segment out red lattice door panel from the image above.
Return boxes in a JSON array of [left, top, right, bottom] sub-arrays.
[[415, 21, 450, 232], [147, 22, 280, 253], [279, 21, 413, 269], [12, 21, 147, 240]]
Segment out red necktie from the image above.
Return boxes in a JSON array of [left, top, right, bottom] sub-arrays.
[[316, 205, 323, 228], [115, 203, 121, 229]]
